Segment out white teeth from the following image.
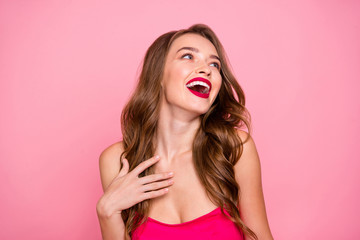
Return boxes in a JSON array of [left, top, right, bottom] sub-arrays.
[[186, 81, 210, 90]]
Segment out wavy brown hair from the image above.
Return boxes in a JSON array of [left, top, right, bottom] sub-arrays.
[[120, 24, 257, 240]]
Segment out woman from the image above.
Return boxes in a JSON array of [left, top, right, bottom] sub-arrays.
[[96, 24, 274, 240]]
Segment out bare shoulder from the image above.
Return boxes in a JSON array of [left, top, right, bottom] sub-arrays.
[[234, 129, 261, 187], [99, 141, 125, 191], [235, 129, 259, 164], [234, 129, 261, 188], [99, 141, 124, 166], [236, 129, 252, 144], [234, 129, 274, 239]]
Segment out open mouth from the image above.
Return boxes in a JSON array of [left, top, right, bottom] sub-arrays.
[[185, 78, 212, 98], [186, 81, 210, 94]]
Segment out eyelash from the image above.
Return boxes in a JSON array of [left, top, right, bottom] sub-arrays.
[[181, 53, 221, 70], [210, 62, 220, 70], [181, 53, 193, 60]]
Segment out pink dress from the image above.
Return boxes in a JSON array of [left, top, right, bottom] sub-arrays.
[[132, 207, 244, 240]]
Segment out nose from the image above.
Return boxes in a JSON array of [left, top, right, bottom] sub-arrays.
[[195, 62, 211, 76]]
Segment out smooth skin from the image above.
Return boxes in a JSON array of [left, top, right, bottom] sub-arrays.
[[97, 152, 174, 239], [96, 33, 274, 240]]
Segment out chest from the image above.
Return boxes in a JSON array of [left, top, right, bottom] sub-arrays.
[[147, 156, 217, 224]]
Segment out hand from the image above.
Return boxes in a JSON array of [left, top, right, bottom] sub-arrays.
[[97, 155, 174, 217]]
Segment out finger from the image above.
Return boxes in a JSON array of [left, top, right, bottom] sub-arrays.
[[118, 158, 129, 177], [139, 172, 174, 185], [141, 179, 174, 192], [140, 188, 169, 201], [132, 155, 160, 176]]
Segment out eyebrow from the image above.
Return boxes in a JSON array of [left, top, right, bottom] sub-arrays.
[[176, 47, 220, 62]]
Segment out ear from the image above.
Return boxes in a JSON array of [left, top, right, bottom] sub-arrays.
[[160, 60, 168, 88], [159, 75, 165, 88]]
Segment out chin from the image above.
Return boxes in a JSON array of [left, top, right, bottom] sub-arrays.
[[189, 105, 212, 116], [192, 99, 217, 115]]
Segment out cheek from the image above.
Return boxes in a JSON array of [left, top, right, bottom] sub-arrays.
[[169, 64, 190, 79], [213, 75, 222, 92], [164, 66, 190, 89], [162, 69, 185, 94]]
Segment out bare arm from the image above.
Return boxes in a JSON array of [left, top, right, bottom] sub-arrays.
[[234, 130, 274, 240], [96, 142, 174, 240], [96, 142, 127, 240]]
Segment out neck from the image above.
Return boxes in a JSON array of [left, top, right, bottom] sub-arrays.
[[155, 102, 201, 163]]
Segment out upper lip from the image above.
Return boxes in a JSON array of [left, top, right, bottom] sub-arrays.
[[185, 77, 212, 92]]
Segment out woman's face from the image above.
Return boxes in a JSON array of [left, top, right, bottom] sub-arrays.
[[161, 33, 222, 116]]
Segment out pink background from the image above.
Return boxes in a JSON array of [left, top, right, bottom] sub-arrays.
[[1, 0, 359, 239]]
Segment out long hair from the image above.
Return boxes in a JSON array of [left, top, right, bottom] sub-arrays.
[[120, 24, 257, 240]]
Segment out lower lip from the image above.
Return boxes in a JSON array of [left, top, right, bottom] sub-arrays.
[[187, 88, 210, 98]]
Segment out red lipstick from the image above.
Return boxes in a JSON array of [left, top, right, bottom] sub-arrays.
[[185, 77, 212, 99]]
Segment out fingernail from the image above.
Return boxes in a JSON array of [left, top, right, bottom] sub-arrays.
[[155, 155, 160, 160], [168, 172, 174, 176]]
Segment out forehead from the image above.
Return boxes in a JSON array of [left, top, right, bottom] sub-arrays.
[[168, 33, 218, 56]]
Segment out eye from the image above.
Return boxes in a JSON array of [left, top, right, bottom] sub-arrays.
[[181, 53, 193, 60], [210, 62, 221, 70]]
